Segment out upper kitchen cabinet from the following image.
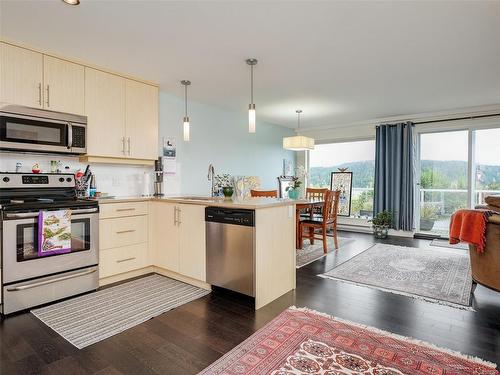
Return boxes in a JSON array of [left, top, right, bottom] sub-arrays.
[[0, 41, 159, 165], [0, 42, 43, 108], [85, 67, 126, 158], [43, 55, 85, 115], [125, 79, 159, 160]]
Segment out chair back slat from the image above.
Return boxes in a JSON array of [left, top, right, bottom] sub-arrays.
[[323, 190, 340, 223], [250, 189, 278, 198], [306, 188, 328, 200]]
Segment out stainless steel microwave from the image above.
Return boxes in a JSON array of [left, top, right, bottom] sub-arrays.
[[0, 103, 87, 155]]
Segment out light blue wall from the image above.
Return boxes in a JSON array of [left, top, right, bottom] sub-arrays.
[[159, 92, 296, 195]]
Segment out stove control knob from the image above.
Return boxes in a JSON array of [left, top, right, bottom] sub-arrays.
[[59, 177, 65, 183], [3, 177, 10, 183], [66, 177, 72, 182]]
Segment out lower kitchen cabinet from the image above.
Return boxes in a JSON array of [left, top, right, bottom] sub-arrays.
[[150, 202, 179, 272], [100, 243, 149, 278], [150, 202, 206, 282], [98, 202, 150, 283]]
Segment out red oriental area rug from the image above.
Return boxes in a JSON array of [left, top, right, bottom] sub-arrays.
[[199, 307, 498, 375]]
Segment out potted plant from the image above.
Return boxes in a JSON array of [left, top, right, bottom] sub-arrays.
[[215, 174, 234, 199], [286, 177, 302, 200], [420, 203, 438, 231], [369, 210, 392, 239]]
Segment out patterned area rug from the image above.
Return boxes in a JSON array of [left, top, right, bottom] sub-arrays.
[[32, 274, 209, 348], [199, 307, 498, 374], [296, 237, 355, 268], [320, 244, 473, 309]]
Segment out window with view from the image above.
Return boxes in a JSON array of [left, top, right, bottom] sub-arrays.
[[309, 140, 375, 218]]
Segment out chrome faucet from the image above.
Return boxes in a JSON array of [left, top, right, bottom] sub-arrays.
[[207, 163, 215, 197]]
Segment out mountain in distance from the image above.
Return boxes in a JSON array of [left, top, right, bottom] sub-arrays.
[[309, 160, 500, 190]]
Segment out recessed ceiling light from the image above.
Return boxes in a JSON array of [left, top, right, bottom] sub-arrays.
[[62, 0, 80, 5]]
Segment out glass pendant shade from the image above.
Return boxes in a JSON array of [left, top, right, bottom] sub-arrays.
[[248, 104, 256, 133], [283, 135, 315, 151], [183, 117, 190, 142]]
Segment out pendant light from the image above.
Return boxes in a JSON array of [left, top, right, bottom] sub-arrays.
[[283, 110, 315, 151], [181, 80, 191, 142], [246, 58, 258, 133]]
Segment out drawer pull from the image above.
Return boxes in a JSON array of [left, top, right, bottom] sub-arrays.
[[116, 229, 136, 234], [116, 208, 136, 212], [116, 257, 136, 263]]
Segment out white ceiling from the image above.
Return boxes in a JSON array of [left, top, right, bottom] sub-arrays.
[[1, 0, 500, 129]]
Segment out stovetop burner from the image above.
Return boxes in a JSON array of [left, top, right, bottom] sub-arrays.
[[0, 172, 98, 213]]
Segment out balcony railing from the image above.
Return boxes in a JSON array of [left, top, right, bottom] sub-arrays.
[[419, 188, 500, 234]]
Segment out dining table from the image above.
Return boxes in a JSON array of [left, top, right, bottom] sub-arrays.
[[295, 198, 325, 249]]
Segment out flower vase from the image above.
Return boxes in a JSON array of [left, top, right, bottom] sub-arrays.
[[288, 189, 299, 200], [222, 186, 234, 200]]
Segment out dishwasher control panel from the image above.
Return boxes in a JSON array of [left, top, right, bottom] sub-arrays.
[[205, 207, 255, 227]]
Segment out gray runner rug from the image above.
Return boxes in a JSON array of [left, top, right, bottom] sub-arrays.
[[319, 244, 473, 310], [31, 274, 210, 348]]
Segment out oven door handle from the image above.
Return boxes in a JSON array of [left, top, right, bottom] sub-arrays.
[[5, 268, 97, 291], [4, 207, 98, 219]]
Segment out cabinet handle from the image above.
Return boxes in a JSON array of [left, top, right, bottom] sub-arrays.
[[116, 208, 135, 212], [121, 137, 126, 154], [173, 207, 177, 225], [127, 137, 131, 155], [177, 207, 182, 226], [116, 229, 136, 234], [46, 85, 50, 107], [116, 257, 136, 263], [38, 83, 42, 105]]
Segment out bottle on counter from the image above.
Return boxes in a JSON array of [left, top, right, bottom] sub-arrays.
[[89, 175, 97, 198]]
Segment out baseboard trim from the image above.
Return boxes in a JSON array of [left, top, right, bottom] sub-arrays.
[[153, 266, 211, 291]]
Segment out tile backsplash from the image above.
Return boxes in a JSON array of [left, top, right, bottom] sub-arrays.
[[0, 152, 154, 197]]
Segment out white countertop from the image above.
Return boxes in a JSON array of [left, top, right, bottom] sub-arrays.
[[95, 195, 306, 209]]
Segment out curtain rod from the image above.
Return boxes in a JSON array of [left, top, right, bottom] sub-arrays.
[[414, 112, 500, 125]]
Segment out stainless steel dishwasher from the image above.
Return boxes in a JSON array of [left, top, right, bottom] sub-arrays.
[[205, 207, 255, 297]]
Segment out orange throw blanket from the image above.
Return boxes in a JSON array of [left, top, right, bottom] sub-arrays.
[[449, 209, 492, 253]]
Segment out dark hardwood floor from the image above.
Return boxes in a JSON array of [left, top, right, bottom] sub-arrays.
[[1, 232, 499, 374]]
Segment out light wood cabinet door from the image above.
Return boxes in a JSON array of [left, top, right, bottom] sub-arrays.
[[99, 215, 148, 250], [151, 203, 180, 272], [125, 80, 158, 160], [178, 204, 206, 282], [85, 68, 126, 157], [0, 43, 43, 107], [43, 55, 84, 114]]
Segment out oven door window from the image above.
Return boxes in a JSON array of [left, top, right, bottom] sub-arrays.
[[0, 116, 67, 147], [16, 218, 91, 262]]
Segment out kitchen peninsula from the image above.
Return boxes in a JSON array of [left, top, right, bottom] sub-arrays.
[[98, 196, 297, 309]]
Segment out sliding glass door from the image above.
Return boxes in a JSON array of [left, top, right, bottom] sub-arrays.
[[474, 128, 500, 205], [417, 127, 500, 236], [418, 130, 469, 236]]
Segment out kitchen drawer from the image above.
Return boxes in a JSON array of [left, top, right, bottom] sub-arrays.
[[99, 243, 148, 278], [99, 201, 148, 219], [100, 215, 147, 250]]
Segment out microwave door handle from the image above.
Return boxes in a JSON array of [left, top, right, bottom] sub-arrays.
[[67, 123, 73, 149]]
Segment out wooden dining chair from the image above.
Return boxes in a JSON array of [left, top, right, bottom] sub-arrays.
[[306, 187, 328, 200], [299, 190, 340, 252], [250, 189, 278, 198], [301, 187, 329, 217]]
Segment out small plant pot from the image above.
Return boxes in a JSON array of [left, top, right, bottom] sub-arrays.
[[288, 189, 299, 200], [222, 186, 234, 199], [420, 219, 435, 232], [373, 225, 389, 239]]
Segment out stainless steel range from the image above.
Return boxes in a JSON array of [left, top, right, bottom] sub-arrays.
[[0, 172, 99, 315]]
